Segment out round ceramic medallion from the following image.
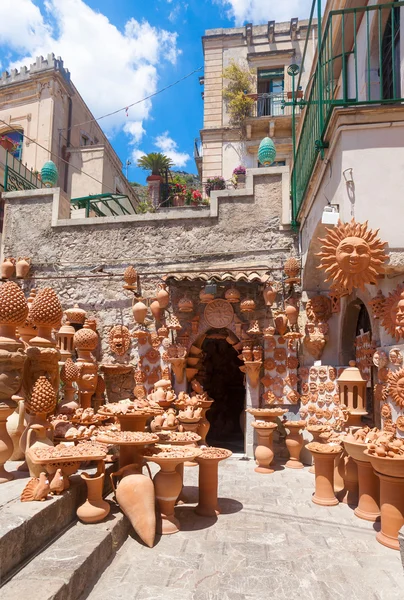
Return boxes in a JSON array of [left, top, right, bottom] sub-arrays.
[[396, 415, 404, 431], [204, 299, 234, 329]]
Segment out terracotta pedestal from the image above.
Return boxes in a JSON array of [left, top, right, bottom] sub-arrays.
[[307, 443, 342, 506], [307, 427, 327, 474], [285, 422, 305, 469], [0, 401, 16, 483], [180, 421, 200, 467], [344, 439, 380, 521], [77, 463, 110, 523], [365, 452, 404, 550], [246, 409, 286, 451], [195, 449, 232, 517], [252, 422, 276, 474], [337, 451, 359, 507]]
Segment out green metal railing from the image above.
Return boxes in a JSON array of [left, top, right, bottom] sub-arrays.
[[2, 150, 41, 191], [291, 1, 404, 222], [71, 193, 138, 217]]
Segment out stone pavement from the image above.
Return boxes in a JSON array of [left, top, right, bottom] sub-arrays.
[[83, 457, 404, 600]]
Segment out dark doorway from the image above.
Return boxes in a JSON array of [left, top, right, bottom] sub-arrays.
[[201, 330, 245, 453]]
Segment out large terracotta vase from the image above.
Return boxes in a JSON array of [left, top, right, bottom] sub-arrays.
[[252, 422, 276, 474], [365, 451, 404, 550], [337, 450, 359, 507], [198, 400, 213, 444], [307, 443, 342, 506], [0, 401, 16, 483], [344, 439, 380, 522], [285, 421, 305, 469], [195, 449, 232, 517], [77, 463, 110, 524], [112, 464, 156, 547]]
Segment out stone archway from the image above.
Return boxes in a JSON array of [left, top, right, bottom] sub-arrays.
[[191, 327, 245, 452]]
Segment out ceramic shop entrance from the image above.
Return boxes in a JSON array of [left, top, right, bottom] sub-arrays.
[[199, 328, 245, 453]]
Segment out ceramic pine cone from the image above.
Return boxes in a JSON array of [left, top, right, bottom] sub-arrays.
[[284, 257, 300, 277], [0, 281, 29, 324], [124, 266, 137, 285], [27, 375, 57, 415], [73, 324, 98, 350], [60, 358, 79, 383], [30, 288, 63, 326]]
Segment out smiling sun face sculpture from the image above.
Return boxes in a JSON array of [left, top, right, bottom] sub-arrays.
[[388, 367, 404, 409], [316, 219, 388, 294]]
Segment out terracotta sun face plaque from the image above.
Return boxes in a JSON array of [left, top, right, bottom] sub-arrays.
[[381, 284, 404, 341], [317, 219, 388, 293], [388, 367, 404, 409], [108, 325, 131, 356], [204, 299, 234, 329]]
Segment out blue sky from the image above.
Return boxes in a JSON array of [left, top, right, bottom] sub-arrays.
[[0, 0, 313, 184]]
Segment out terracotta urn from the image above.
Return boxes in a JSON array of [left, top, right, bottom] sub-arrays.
[[77, 463, 110, 524], [133, 301, 148, 324], [285, 421, 306, 469], [150, 300, 161, 321], [343, 439, 380, 522], [157, 283, 170, 309], [285, 303, 299, 326], [26, 423, 54, 477], [307, 442, 342, 506], [195, 448, 232, 517], [251, 422, 277, 473], [337, 450, 359, 507], [364, 451, 404, 550], [1, 257, 15, 279], [112, 464, 156, 547], [263, 283, 277, 306], [0, 400, 16, 483], [6, 395, 26, 460], [16, 257, 31, 279]]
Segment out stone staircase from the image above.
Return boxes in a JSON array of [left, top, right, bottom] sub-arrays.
[[0, 461, 130, 600]]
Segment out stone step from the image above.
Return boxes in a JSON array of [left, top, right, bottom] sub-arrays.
[[1, 496, 130, 600], [0, 461, 115, 581]]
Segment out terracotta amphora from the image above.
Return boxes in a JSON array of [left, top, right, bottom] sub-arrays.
[[0, 400, 16, 483], [285, 422, 305, 469], [16, 257, 31, 279], [157, 283, 170, 309], [6, 396, 26, 461], [26, 424, 54, 477], [77, 463, 110, 523], [263, 284, 277, 306], [1, 257, 15, 279], [112, 464, 156, 547]]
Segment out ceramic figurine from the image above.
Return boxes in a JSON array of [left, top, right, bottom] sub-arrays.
[[20, 472, 50, 502]]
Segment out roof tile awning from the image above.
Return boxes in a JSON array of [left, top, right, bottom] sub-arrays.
[[164, 271, 270, 283]]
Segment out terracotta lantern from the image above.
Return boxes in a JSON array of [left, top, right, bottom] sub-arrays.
[[337, 361, 367, 427], [56, 321, 75, 362], [65, 303, 87, 326]]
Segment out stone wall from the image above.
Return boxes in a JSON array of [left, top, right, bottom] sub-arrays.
[[1, 168, 297, 416]]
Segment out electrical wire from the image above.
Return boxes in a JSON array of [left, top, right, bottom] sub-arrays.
[[0, 117, 121, 196], [61, 66, 204, 133]]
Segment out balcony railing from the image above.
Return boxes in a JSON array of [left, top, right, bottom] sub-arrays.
[[194, 138, 202, 159], [291, 1, 404, 222], [248, 92, 299, 118], [0, 147, 41, 192]]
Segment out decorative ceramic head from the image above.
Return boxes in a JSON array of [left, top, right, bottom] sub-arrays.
[[306, 295, 332, 324], [0, 348, 25, 401], [108, 325, 131, 356], [76, 362, 98, 393], [317, 219, 388, 293]]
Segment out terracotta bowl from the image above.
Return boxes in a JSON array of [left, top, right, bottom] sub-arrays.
[[364, 451, 404, 478], [343, 439, 368, 463]]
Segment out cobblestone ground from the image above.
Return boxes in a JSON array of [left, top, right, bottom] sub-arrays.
[[84, 458, 404, 600]]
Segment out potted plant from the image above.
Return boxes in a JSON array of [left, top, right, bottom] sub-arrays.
[[191, 190, 202, 206], [233, 165, 246, 187], [205, 176, 226, 197]]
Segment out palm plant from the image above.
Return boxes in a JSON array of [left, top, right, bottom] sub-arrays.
[[136, 152, 174, 176]]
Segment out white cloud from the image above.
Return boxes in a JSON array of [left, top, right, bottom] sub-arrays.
[[0, 0, 180, 149], [168, 3, 187, 23], [154, 132, 190, 167], [217, 0, 313, 26]]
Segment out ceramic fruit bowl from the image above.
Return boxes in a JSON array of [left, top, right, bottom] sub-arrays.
[[343, 439, 368, 463], [364, 451, 404, 477]]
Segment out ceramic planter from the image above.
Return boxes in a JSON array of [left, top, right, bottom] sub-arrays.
[[77, 464, 110, 524], [251, 422, 277, 473], [307, 443, 342, 506], [195, 448, 232, 517], [365, 451, 404, 550], [344, 439, 380, 522], [337, 450, 359, 507], [285, 421, 305, 469]]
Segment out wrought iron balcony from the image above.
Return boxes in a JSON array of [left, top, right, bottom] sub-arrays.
[[247, 92, 300, 118], [291, 0, 404, 223], [0, 146, 41, 192]]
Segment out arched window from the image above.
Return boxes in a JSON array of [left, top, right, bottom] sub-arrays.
[[0, 130, 23, 161], [382, 7, 401, 99]]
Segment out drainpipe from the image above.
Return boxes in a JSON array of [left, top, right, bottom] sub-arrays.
[[63, 96, 73, 193]]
